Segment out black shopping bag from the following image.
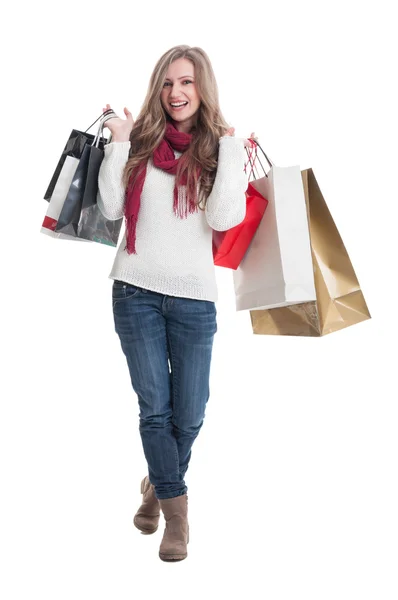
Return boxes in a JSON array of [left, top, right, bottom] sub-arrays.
[[43, 113, 109, 202], [54, 143, 92, 236], [77, 141, 123, 246], [54, 112, 123, 247]]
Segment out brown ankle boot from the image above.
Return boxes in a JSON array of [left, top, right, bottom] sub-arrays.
[[133, 476, 160, 534], [158, 494, 189, 561]]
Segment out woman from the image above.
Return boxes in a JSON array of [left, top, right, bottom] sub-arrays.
[[98, 44, 253, 562]]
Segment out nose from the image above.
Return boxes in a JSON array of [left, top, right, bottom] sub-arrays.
[[169, 82, 184, 98]]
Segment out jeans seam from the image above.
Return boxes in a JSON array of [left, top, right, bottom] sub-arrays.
[[166, 327, 180, 474]]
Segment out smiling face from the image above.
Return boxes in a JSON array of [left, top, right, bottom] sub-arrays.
[[160, 57, 201, 133]]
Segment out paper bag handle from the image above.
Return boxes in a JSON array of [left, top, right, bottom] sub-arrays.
[[245, 138, 274, 180], [83, 110, 115, 147], [84, 109, 115, 133], [252, 139, 274, 169]]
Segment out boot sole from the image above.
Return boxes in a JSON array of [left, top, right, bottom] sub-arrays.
[[133, 516, 159, 534], [159, 552, 187, 562]]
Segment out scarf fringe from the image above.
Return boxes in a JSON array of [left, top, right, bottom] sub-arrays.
[[173, 184, 199, 219], [124, 214, 138, 255]]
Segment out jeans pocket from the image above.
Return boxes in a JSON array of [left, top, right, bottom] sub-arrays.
[[112, 280, 141, 307]]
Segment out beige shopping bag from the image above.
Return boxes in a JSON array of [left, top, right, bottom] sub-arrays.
[[233, 165, 317, 310], [250, 168, 371, 336]]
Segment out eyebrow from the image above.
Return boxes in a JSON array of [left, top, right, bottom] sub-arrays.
[[164, 75, 194, 81]]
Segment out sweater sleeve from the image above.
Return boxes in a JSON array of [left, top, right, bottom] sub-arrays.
[[97, 141, 131, 221], [205, 136, 248, 231]]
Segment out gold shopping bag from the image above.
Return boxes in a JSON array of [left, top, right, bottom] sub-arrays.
[[250, 168, 371, 336]]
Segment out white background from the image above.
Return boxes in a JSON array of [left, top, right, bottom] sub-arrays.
[[1, 0, 397, 598]]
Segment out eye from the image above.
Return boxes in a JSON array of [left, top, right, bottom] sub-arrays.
[[163, 81, 171, 87], [183, 80, 193, 85]]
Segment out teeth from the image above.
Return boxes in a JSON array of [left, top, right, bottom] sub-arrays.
[[171, 102, 187, 107]]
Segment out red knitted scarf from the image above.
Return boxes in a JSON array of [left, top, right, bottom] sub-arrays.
[[124, 121, 201, 255]]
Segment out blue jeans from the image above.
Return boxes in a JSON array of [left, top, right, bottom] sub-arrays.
[[112, 280, 217, 500]]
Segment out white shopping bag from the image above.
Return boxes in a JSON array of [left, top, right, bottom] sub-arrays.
[[40, 155, 87, 241], [233, 163, 316, 311]]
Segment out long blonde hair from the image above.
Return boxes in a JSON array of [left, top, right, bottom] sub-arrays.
[[122, 45, 231, 209]]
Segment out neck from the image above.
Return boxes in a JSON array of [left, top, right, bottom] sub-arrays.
[[172, 116, 196, 134]]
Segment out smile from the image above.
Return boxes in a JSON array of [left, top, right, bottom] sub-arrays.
[[170, 101, 188, 110]]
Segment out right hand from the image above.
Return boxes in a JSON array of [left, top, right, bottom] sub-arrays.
[[102, 103, 134, 141]]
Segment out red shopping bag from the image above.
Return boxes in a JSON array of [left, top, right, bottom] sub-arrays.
[[212, 181, 268, 269], [212, 139, 269, 269]]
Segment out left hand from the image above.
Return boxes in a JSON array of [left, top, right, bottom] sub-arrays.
[[225, 127, 258, 147]]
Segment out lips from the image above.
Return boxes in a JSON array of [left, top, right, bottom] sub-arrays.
[[170, 101, 188, 110]]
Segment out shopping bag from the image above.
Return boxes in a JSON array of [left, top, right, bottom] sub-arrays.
[[76, 124, 124, 246], [212, 141, 269, 269], [54, 143, 92, 236], [248, 168, 371, 336], [41, 112, 112, 240], [212, 181, 268, 269], [43, 112, 108, 202], [233, 144, 317, 310], [41, 156, 90, 241], [54, 113, 123, 246]]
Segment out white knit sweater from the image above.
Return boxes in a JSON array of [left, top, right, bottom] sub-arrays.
[[97, 136, 248, 301]]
